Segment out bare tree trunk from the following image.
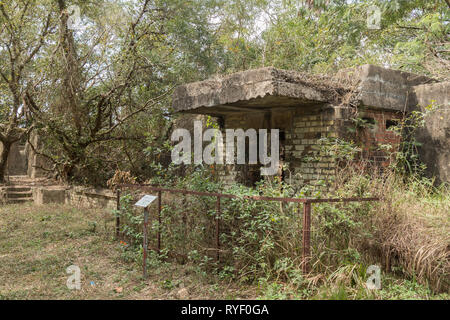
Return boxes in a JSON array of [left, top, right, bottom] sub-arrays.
[[0, 141, 12, 183]]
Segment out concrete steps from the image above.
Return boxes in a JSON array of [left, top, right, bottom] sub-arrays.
[[8, 175, 35, 185], [7, 175, 53, 186], [4, 186, 33, 204], [1, 175, 61, 205], [2, 176, 34, 204]]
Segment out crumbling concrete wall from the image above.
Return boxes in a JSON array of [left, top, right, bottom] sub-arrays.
[[355, 108, 403, 168], [33, 187, 67, 205], [351, 64, 434, 111], [29, 186, 117, 208], [284, 105, 402, 186], [26, 132, 51, 179], [411, 82, 450, 184], [1, 142, 28, 176], [66, 186, 117, 209], [0, 132, 51, 179]]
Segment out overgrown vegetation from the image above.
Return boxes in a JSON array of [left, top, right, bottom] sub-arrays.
[[113, 164, 449, 298], [1, 0, 448, 300], [111, 100, 448, 298]]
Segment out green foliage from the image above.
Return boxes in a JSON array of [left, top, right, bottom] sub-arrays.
[[257, 0, 449, 78], [19, 0, 232, 185], [219, 183, 300, 281], [389, 102, 440, 176], [115, 193, 144, 247], [316, 137, 361, 162], [2, 0, 447, 185], [116, 166, 375, 285]]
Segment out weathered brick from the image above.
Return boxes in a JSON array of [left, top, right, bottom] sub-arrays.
[[295, 128, 308, 133]]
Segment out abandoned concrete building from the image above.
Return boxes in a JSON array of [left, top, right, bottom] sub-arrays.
[[1, 64, 448, 194], [172, 64, 449, 187]]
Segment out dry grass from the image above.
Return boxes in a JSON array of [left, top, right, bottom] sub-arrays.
[[370, 179, 450, 292], [334, 169, 450, 293], [0, 203, 257, 300]]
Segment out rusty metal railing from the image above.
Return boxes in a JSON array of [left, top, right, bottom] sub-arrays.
[[115, 184, 379, 277]]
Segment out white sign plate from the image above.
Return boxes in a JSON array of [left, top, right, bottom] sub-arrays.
[[134, 195, 158, 208]]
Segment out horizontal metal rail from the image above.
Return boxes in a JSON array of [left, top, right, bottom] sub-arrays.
[[117, 183, 378, 203]]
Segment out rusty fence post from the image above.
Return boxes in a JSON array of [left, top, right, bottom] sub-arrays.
[[182, 195, 187, 263], [216, 196, 221, 262], [143, 207, 149, 278], [157, 190, 162, 255], [115, 189, 121, 239], [302, 201, 311, 274]]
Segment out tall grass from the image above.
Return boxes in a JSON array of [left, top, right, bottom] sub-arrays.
[[323, 166, 450, 293]]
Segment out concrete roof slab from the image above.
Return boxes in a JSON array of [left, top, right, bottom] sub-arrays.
[[172, 67, 347, 113], [172, 65, 436, 114]]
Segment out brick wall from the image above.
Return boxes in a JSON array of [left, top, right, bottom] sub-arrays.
[[356, 109, 402, 169], [214, 105, 402, 189], [284, 106, 338, 187], [216, 112, 266, 187]]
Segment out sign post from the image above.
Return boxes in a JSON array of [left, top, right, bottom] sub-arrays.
[[135, 195, 158, 279]]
